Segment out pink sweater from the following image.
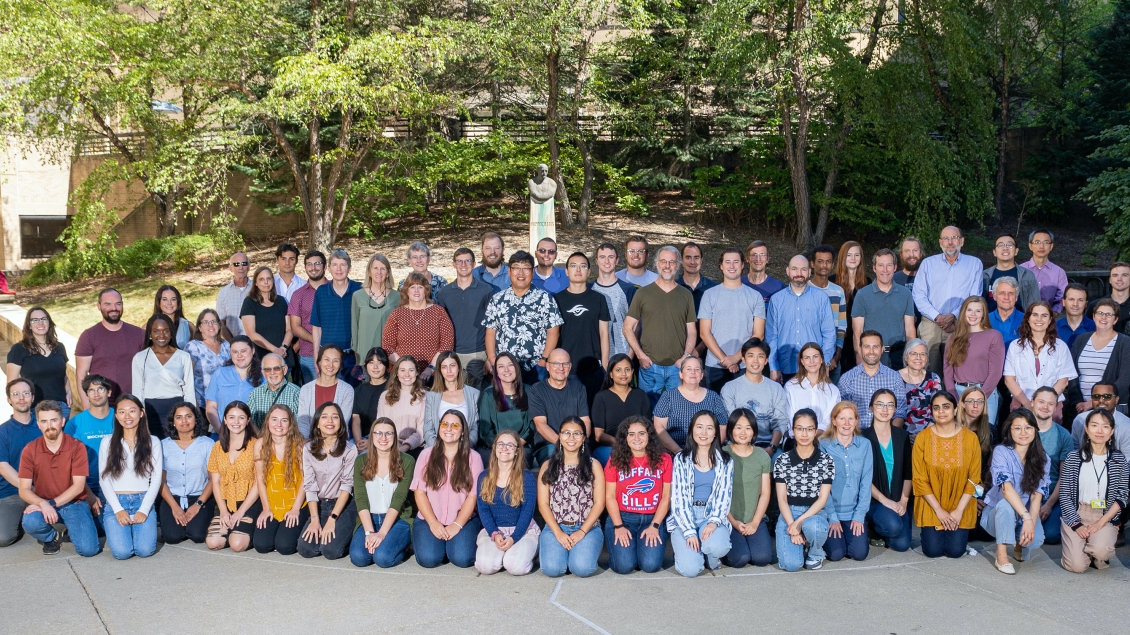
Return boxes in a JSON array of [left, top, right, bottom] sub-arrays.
[[943, 329, 1006, 392]]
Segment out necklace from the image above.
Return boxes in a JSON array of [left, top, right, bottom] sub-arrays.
[[409, 307, 426, 325]]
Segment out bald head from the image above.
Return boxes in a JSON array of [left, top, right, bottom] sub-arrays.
[[786, 254, 811, 289], [547, 348, 572, 383], [939, 226, 964, 258]]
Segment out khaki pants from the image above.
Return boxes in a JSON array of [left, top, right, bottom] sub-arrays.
[[1060, 503, 1118, 573], [457, 351, 489, 390], [918, 318, 950, 375]]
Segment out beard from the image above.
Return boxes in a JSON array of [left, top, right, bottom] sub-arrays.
[[483, 253, 503, 268], [308, 270, 325, 282], [43, 429, 60, 441], [101, 310, 122, 324], [902, 258, 921, 273]]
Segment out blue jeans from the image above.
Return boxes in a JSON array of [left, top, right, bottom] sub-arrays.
[[1042, 501, 1062, 545], [670, 506, 732, 577], [22, 501, 100, 557], [102, 493, 158, 559], [539, 522, 603, 578], [349, 513, 412, 568], [867, 501, 912, 552], [412, 516, 482, 568], [981, 500, 1045, 561], [592, 445, 612, 467], [722, 518, 774, 568], [955, 383, 1000, 428], [299, 356, 316, 385], [823, 520, 870, 562], [638, 363, 680, 408], [775, 504, 829, 572], [605, 512, 668, 574], [919, 526, 969, 558]]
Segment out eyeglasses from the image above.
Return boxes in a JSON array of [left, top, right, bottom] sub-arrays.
[[995, 242, 1016, 249], [86, 386, 109, 394], [495, 442, 518, 450], [1093, 393, 1116, 401], [454, 258, 474, 266], [439, 421, 463, 430], [626, 249, 647, 256], [29, 318, 49, 324], [262, 366, 285, 373], [1030, 240, 1053, 246], [1095, 311, 1117, 319], [231, 261, 249, 267], [510, 266, 533, 273], [9, 391, 32, 398], [560, 430, 585, 438], [547, 361, 571, 367], [371, 430, 396, 438], [907, 351, 928, 358], [199, 320, 219, 327], [794, 426, 817, 434], [567, 263, 589, 270], [963, 399, 986, 406], [873, 402, 896, 410]]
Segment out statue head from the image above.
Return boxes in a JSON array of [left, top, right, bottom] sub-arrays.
[[536, 164, 549, 179]]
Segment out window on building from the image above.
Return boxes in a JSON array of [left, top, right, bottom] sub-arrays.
[[20, 216, 69, 259]]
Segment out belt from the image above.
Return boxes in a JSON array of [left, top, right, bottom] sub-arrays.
[[692, 500, 708, 507], [956, 382, 983, 388]]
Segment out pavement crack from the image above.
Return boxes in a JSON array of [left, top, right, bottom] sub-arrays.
[[67, 559, 111, 635], [548, 579, 613, 635]]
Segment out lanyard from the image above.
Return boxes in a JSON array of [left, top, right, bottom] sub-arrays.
[[1090, 455, 1109, 487]]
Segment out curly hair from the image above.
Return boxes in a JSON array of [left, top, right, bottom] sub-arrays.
[[609, 415, 664, 475], [1016, 301, 1058, 355], [162, 401, 208, 440]]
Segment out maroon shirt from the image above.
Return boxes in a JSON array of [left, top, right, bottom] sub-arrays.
[[76, 322, 146, 396]]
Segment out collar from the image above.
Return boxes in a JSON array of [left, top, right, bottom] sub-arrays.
[[789, 446, 821, 465]]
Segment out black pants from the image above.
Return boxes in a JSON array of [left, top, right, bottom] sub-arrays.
[[159, 496, 214, 544], [145, 397, 182, 440], [297, 500, 357, 560], [254, 507, 310, 555]]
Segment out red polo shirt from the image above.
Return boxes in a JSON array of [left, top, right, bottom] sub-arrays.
[[18, 434, 88, 502]]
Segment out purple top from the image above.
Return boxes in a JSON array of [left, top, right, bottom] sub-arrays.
[[1020, 259, 1068, 313], [943, 329, 1006, 393]]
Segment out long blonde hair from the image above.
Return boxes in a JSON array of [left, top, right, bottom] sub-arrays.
[[821, 401, 860, 440], [479, 431, 526, 506], [946, 296, 991, 368], [257, 405, 304, 488], [365, 253, 395, 295]]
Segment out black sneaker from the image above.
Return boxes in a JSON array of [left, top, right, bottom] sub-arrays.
[[42, 535, 61, 555]]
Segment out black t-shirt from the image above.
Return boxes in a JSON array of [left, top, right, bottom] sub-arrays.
[[6, 342, 68, 403], [528, 377, 590, 448], [590, 387, 652, 434], [1089, 296, 1130, 326], [554, 289, 610, 372], [352, 380, 387, 437], [240, 297, 289, 359]]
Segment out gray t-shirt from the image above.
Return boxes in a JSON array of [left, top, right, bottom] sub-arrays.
[[850, 282, 915, 347], [699, 284, 765, 368], [616, 269, 659, 287], [721, 374, 790, 445], [435, 279, 495, 353]]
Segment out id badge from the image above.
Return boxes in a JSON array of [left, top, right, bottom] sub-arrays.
[[1090, 499, 1107, 510]]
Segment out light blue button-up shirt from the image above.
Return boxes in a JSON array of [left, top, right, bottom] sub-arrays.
[[913, 252, 984, 321], [473, 263, 511, 291], [820, 435, 874, 524], [160, 436, 215, 508], [765, 283, 836, 374]]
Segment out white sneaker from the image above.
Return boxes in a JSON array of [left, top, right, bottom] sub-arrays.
[[805, 558, 823, 570]]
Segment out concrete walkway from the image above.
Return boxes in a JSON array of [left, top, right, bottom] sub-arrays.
[[1, 535, 1127, 635]]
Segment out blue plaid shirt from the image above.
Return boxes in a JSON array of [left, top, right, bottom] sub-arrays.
[[837, 364, 908, 428]]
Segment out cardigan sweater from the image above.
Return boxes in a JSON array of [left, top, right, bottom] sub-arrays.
[[1066, 332, 1130, 411], [422, 387, 481, 448], [1059, 449, 1129, 529], [297, 380, 355, 439], [862, 425, 913, 502], [666, 450, 734, 538], [352, 451, 416, 529]]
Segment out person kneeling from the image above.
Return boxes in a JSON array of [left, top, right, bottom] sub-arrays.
[[99, 396, 162, 559], [603, 416, 672, 574], [820, 402, 873, 562], [475, 432, 539, 575], [411, 410, 483, 568], [1059, 409, 1127, 573], [537, 417, 605, 577], [668, 411, 733, 577], [773, 409, 834, 571], [981, 408, 1050, 574], [349, 418, 414, 568], [253, 405, 308, 555], [298, 404, 358, 560]]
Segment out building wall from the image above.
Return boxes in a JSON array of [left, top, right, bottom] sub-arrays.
[[0, 143, 72, 271]]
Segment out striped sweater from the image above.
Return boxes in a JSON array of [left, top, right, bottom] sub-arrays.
[[1059, 449, 1129, 529], [666, 451, 734, 538]]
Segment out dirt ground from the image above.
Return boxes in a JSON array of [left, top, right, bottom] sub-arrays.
[[15, 193, 1116, 308]]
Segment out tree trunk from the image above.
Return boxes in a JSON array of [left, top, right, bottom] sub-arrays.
[[995, 55, 1010, 224], [577, 135, 594, 227], [786, 0, 814, 251], [154, 190, 177, 237], [546, 45, 574, 229]]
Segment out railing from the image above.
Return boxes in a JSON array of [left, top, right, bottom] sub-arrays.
[[1065, 270, 1111, 300]]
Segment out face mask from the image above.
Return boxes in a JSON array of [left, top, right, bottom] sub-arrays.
[[968, 479, 985, 499]]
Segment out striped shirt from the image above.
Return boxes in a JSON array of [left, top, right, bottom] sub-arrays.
[[1077, 335, 1117, 401]]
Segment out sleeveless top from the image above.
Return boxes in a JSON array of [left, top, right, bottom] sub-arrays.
[[548, 463, 593, 525], [264, 454, 302, 520]]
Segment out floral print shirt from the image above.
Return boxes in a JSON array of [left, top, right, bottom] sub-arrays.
[[483, 287, 564, 370]]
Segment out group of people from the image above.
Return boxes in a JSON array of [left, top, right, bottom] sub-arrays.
[[1, 229, 1128, 577]]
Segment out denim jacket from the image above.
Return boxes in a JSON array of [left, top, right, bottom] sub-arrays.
[[666, 451, 734, 538], [819, 435, 873, 524]]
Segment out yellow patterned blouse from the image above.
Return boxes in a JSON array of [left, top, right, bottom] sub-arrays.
[[207, 442, 257, 512], [912, 426, 982, 529], [264, 454, 303, 520]]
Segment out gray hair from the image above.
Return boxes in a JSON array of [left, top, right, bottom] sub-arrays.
[[261, 353, 285, 368], [655, 245, 680, 267], [903, 338, 929, 364], [1028, 229, 1054, 243], [407, 241, 430, 258], [991, 276, 1018, 295], [329, 249, 351, 268]]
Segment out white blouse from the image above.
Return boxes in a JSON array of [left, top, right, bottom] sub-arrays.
[[98, 436, 164, 515], [1003, 339, 1078, 401], [364, 474, 398, 515], [785, 377, 841, 436], [131, 348, 196, 404]]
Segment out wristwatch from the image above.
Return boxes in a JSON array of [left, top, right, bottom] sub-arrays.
[[195, 499, 205, 507], [364, 530, 372, 537], [651, 522, 660, 529], [330, 512, 339, 520]]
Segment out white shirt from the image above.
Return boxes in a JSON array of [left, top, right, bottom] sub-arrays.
[[1078, 453, 1109, 505], [1077, 335, 1117, 401], [785, 377, 841, 436], [1003, 339, 1078, 401], [131, 348, 196, 404], [364, 473, 398, 515], [274, 273, 307, 304], [98, 436, 164, 516]]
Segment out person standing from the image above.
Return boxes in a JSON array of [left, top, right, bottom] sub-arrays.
[[473, 232, 511, 291], [617, 236, 658, 287], [247, 353, 301, 428], [913, 226, 984, 374], [18, 401, 100, 556], [898, 339, 942, 441], [532, 237, 569, 294], [742, 240, 786, 309], [382, 272, 455, 378], [132, 314, 196, 439], [810, 245, 847, 376], [830, 242, 870, 374], [7, 307, 70, 415], [913, 391, 981, 559], [851, 249, 916, 370], [288, 250, 326, 385], [895, 237, 924, 323], [484, 251, 563, 386], [217, 252, 253, 339], [1003, 302, 1077, 419], [675, 241, 718, 313], [591, 243, 637, 358], [311, 250, 362, 378], [1059, 409, 1128, 573], [273, 243, 307, 303], [398, 241, 448, 296], [153, 285, 195, 349], [699, 247, 766, 392], [765, 255, 836, 383], [436, 248, 494, 389], [837, 331, 909, 429], [722, 338, 790, 453], [1021, 230, 1068, 313], [75, 288, 146, 407], [624, 246, 697, 405], [1057, 284, 1095, 349], [982, 233, 1040, 312], [1089, 262, 1130, 324], [351, 254, 399, 378], [158, 402, 214, 545], [98, 395, 163, 559], [0, 379, 41, 548], [241, 266, 293, 362], [65, 375, 115, 502], [554, 252, 610, 404], [989, 278, 1024, 349], [943, 296, 1007, 426], [184, 309, 230, 406]]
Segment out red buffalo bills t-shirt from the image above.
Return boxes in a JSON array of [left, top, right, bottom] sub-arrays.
[[604, 453, 673, 514]]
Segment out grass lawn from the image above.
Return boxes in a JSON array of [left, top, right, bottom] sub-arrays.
[[36, 278, 217, 338]]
